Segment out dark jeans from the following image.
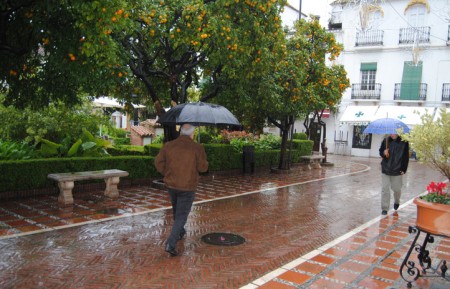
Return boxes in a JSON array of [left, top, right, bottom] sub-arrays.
[[166, 189, 195, 248]]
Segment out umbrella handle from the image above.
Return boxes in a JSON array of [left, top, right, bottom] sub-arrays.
[[385, 136, 389, 158]]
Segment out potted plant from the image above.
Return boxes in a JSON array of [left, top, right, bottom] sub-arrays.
[[401, 108, 450, 237], [413, 181, 449, 237]]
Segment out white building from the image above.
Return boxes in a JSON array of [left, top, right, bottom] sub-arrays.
[[318, 0, 450, 157]]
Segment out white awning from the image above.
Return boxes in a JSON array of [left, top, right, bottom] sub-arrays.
[[92, 96, 146, 109], [433, 107, 447, 122], [373, 106, 434, 126], [339, 105, 379, 125]]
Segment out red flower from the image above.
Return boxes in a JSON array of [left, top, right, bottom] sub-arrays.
[[426, 181, 447, 195]]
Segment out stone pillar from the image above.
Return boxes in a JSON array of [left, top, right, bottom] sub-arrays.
[[58, 181, 74, 206], [104, 177, 120, 198]]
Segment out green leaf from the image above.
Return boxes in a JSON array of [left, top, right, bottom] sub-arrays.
[[40, 139, 62, 157], [81, 141, 96, 151], [68, 139, 83, 157]]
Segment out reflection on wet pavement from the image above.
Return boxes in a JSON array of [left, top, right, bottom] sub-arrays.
[[0, 155, 448, 289]]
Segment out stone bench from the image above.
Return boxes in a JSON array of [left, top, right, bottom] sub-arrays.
[[48, 169, 129, 206], [300, 155, 325, 169]]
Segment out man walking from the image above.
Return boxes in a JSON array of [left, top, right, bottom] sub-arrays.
[[155, 124, 208, 256], [379, 133, 409, 215]]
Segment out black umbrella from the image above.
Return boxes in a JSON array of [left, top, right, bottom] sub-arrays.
[[156, 102, 241, 126]]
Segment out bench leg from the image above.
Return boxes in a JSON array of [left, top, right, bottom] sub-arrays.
[[311, 161, 321, 169], [57, 181, 74, 206], [104, 177, 120, 199]]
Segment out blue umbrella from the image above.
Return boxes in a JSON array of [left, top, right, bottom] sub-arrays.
[[363, 117, 410, 134]]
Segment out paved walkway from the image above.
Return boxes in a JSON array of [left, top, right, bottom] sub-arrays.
[[0, 155, 449, 288]]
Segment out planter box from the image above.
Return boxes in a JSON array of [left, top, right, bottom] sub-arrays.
[[414, 197, 450, 237]]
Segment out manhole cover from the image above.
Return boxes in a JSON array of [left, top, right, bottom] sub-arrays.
[[201, 233, 245, 246]]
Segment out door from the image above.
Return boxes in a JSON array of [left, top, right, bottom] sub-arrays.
[[309, 122, 322, 152]]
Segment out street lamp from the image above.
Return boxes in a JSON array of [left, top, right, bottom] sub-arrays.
[[299, 0, 302, 20]]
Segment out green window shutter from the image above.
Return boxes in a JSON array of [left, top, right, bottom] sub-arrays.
[[400, 61, 422, 100], [360, 62, 377, 71]]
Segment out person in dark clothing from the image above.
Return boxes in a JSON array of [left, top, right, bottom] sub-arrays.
[[155, 124, 208, 256], [379, 134, 409, 215]]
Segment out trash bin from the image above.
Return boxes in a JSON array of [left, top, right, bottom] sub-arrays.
[[243, 145, 255, 174]]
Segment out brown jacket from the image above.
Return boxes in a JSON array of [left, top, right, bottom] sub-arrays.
[[155, 135, 208, 192]]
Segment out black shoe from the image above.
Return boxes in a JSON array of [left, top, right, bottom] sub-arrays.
[[394, 203, 399, 210], [165, 244, 178, 256], [381, 210, 387, 215], [178, 229, 186, 240]]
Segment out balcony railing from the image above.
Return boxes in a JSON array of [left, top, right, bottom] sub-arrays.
[[355, 30, 384, 46], [394, 83, 427, 101], [443, 83, 450, 101], [448, 25, 450, 45], [399, 26, 430, 44], [328, 12, 342, 30], [351, 83, 382, 99]]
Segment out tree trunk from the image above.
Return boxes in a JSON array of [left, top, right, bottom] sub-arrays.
[[268, 115, 294, 171], [278, 116, 294, 170]]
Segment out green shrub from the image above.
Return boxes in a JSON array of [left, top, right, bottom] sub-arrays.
[[144, 143, 163, 156], [110, 137, 131, 145], [0, 101, 111, 144], [37, 128, 112, 158], [197, 130, 215, 144], [0, 141, 37, 160], [0, 140, 313, 193], [107, 145, 145, 156], [203, 144, 239, 171], [293, 132, 308, 140], [254, 134, 281, 151], [152, 135, 164, 144]]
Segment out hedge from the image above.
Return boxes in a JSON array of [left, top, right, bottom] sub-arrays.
[[0, 156, 158, 192], [0, 140, 313, 193]]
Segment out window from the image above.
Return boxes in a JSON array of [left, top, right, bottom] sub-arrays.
[[406, 4, 426, 27], [352, 125, 372, 149], [360, 63, 377, 90], [368, 10, 383, 29]]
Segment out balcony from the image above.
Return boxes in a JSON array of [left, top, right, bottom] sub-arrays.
[[328, 12, 342, 30], [399, 27, 430, 44], [443, 83, 450, 102], [448, 25, 450, 45], [355, 30, 384, 47], [394, 83, 427, 101], [351, 83, 382, 100]]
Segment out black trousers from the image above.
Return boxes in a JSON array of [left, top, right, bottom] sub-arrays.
[[166, 189, 195, 248]]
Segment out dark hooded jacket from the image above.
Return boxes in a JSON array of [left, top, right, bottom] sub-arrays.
[[379, 136, 409, 176]]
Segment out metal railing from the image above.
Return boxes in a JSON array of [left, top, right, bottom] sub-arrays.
[[351, 83, 382, 99], [447, 24, 450, 45], [399, 26, 430, 44], [394, 83, 427, 101], [328, 12, 342, 30], [356, 30, 384, 46], [442, 83, 450, 102]]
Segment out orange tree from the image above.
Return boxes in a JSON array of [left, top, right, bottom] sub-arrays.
[[0, 1, 286, 119], [277, 19, 349, 168], [293, 19, 349, 149], [0, 0, 137, 109], [214, 18, 349, 170], [75, 0, 287, 140]]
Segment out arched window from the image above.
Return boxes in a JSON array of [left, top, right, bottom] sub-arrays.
[[405, 4, 427, 27], [359, 4, 384, 31], [368, 10, 383, 29]]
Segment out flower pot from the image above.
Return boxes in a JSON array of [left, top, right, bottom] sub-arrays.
[[413, 197, 450, 237]]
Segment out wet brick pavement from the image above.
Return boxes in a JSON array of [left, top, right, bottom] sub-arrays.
[[0, 155, 449, 288]]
